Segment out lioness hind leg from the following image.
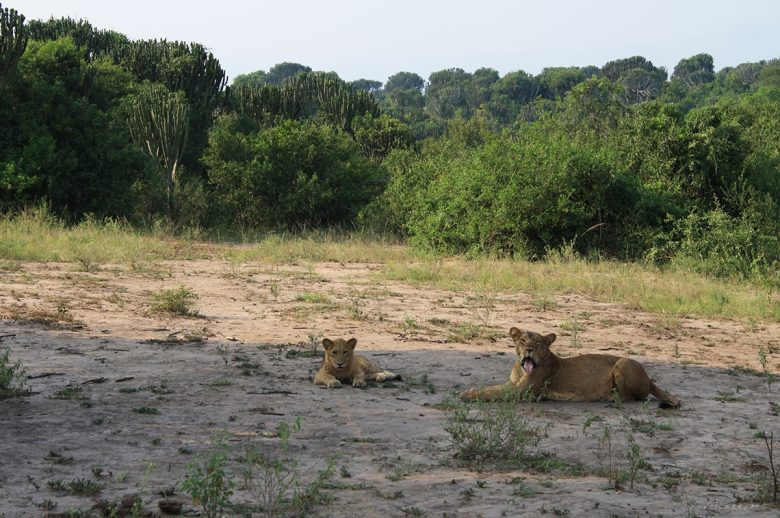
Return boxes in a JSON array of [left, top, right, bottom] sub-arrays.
[[650, 382, 681, 409], [611, 358, 652, 402]]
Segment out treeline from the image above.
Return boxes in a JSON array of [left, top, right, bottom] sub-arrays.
[[2, 4, 780, 282]]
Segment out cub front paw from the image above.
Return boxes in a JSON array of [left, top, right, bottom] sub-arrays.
[[325, 379, 342, 388], [352, 379, 367, 388]]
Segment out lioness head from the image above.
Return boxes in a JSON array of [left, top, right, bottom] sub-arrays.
[[322, 337, 357, 369], [509, 327, 556, 375]]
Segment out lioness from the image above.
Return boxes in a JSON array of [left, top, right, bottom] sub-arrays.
[[313, 337, 399, 388], [461, 327, 681, 408]]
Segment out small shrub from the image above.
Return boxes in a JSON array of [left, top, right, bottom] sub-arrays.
[[242, 418, 336, 517], [182, 432, 235, 518], [0, 347, 28, 398], [149, 286, 199, 316], [442, 391, 546, 469]]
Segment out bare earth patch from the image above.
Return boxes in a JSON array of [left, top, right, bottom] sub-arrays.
[[1, 259, 779, 516]]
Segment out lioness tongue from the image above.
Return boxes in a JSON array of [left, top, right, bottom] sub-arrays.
[[523, 360, 534, 375]]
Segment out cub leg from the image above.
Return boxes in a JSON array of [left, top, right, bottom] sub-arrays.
[[373, 370, 398, 383], [314, 371, 342, 388], [352, 371, 367, 388]]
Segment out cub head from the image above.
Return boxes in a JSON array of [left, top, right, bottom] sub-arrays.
[[322, 337, 357, 370], [509, 327, 556, 376]]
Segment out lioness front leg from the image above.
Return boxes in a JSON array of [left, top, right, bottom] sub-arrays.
[[314, 372, 342, 388], [460, 383, 512, 401]]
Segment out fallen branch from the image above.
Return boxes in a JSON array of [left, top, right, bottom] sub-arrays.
[[27, 372, 66, 379]]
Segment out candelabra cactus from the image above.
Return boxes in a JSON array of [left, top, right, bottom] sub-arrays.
[[127, 83, 189, 221], [0, 3, 28, 80]]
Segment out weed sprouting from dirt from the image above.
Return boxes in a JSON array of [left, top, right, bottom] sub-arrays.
[[47, 477, 102, 496], [758, 347, 775, 392], [593, 418, 650, 491], [758, 430, 779, 504], [241, 418, 336, 517]]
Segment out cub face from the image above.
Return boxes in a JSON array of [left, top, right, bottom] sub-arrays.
[[509, 327, 556, 376], [322, 337, 357, 369]]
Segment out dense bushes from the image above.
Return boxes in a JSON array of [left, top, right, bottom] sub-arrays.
[[203, 117, 382, 229], [360, 86, 780, 285]]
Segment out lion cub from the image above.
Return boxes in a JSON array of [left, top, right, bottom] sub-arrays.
[[313, 338, 399, 388], [462, 327, 681, 408]]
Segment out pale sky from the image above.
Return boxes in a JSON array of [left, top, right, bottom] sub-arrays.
[[11, 0, 780, 85]]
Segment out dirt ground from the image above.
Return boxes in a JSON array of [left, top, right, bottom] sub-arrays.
[[1, 259, 779, 517]]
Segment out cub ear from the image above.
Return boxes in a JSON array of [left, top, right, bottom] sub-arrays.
[[322, 338, 334, 351], [509, 327, 524, 341], [346, 338, 357, 350], [545, 333, 557, 345]]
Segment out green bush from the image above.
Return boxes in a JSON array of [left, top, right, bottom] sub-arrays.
[[149, 286, 199, 316], [652, 208, 780, 282], [203, 117, 382, 230], [390, 130, 647, 257], [442, 391, 547, 469]]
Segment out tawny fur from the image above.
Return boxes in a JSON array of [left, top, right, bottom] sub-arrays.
[[313, 338, 398, 388], [461, 327, 681, 408]]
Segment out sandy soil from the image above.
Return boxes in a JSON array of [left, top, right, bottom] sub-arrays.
[[1, 259, 779, 517]]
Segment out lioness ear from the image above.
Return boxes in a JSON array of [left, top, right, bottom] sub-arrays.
[[509, 327, 524, 340], [545, 333, 556, 345], [346, 338, 357, 350], [322, 338, 334, 351]]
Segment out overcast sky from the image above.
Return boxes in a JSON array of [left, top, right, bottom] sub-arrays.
[[11, 0, 780, 84]]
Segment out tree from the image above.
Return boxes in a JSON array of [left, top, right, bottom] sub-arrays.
[[759, 59, 780, 89], [0, 2, 27, 80], [672, 53, 715, 87], [619, 67, 667, 103], [27, 17, 128, 61], [381, 71, 425, 126], [563, 77, 626, 139], [487, 69, 539, 124], [112, 39, 227, 174], [127, 83, 189, 221], [537, 67, 585, 99], [384, 71, 424, 92], [600, 56, 656, 82], [426, 68, 473, 120], [349, 78, 382, 93], [265, 61, 311, 85], [231, 69, 267, 89]]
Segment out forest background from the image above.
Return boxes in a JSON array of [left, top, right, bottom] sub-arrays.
[[2, 3, 780, 286]]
